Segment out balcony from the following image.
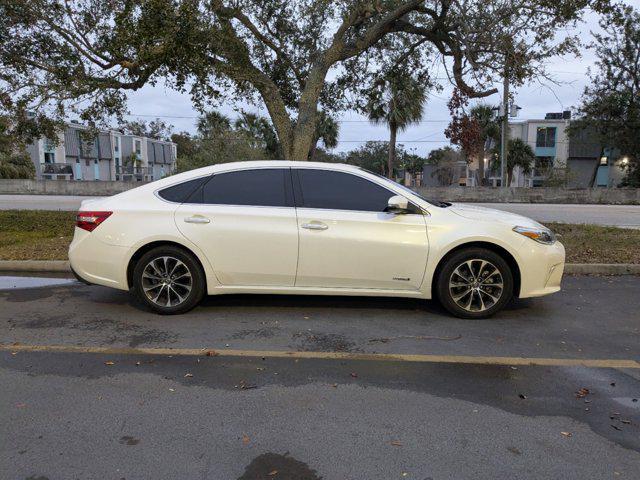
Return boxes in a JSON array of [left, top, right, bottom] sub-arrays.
[[116, 165, 153, 182], [41, 163, 73, 180]]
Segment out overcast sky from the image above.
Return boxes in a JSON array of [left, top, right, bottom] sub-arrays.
[[123, 7, 622, 157]]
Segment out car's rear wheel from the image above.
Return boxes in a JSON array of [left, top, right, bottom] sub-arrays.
[[133, 246, 205, 315], [436, 247, 513, 319]]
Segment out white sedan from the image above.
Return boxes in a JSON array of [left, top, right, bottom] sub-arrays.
[[69, 161, 565, 318]]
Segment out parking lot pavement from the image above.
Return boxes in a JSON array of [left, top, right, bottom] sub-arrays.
[[1, 275, 639, 479]]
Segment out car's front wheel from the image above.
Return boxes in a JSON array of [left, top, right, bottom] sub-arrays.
[[436, 247, 514, 319], [132, 246, 205, 315]]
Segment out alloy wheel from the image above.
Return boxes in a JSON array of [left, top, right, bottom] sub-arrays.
[[141, 256, 193, 307], [448, 259, 504, 313]]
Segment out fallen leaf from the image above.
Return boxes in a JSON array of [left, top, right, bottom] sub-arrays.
[[169, 388, 175, 392], [560, 431, 572, 437], [135, 362, 141, 366], [242, 434, 250, 445], [331, 383, 338, 388], [268, 470, 278, 476], [575, 388, 590, 398], [621, 419, 631, 424], [350, 372, 358, 378], [184, 373, 193, 378], [205, 350, 219, 357], [518, 394, 527, 400], [390, 440, 402, 447], [104, 361, 115, 366], [611, 425, 622, 431]]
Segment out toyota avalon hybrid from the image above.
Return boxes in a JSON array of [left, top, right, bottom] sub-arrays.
[[69, 161, 565, 318]]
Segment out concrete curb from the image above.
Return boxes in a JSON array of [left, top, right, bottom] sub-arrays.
[[563, 263, 640, 275], [0, 260, 639, 276], [0, 260, 71, 272]]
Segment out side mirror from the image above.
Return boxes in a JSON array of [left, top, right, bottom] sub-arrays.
[[386, 195, 410, 214]]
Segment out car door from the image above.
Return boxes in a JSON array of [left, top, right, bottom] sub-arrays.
[[175, 167, 298, 286], [293, 168, 428, 290]]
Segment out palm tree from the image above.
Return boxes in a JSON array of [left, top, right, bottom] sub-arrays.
[[309, 112, 339, 160], [366, 74, 427, 178], [493, 138, 534, 186], [234, 112, 281, 158], [469, 104, 500, 185], [197, 111, 231, 138]]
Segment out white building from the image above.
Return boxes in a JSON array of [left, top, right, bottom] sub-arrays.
[[27, 122, 177, 182]]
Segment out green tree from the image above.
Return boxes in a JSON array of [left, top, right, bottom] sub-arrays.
[[176, 110, 272, 172], [197, 112, 232, 138], [491, 138, 534, 186], [1, 1, 611, 161], [445, 94, 500, 185], [345, 141, 391, 176], [366, 73, 426, 178], [399, 151, 425, 183], [309, 112, 339, 161], [119, 118, 174, 140], [571, 5, 640, 186], [234, 112, 281, 159], [427, 146, 464, 186], [0, 115, 34, 179]]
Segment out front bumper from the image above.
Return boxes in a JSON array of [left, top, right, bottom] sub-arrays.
[[518, 240, 565, 298]]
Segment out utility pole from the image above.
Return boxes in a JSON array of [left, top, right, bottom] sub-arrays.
[[500, 65, 509, 188]]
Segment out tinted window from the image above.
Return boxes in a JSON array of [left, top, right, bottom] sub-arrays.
[[158, 177, 209, 203], [201, 168, 290, 207], [296, 169, 394, 212]]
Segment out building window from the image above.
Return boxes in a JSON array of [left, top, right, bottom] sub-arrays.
[[536, 127, 556, 148], [43, 138, 56, 163], [134, 139, 142, 155]]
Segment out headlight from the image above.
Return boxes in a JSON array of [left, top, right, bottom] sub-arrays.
[[513, 225, 556, 245]]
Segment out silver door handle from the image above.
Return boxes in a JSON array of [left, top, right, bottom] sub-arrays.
[[184, 216, 210, 224], [302, 222, 328, 231]]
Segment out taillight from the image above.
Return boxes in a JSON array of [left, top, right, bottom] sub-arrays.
[[76, 211, 113, 232]]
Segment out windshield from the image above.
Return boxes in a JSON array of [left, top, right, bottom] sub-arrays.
[[359, 168, 451, 208]]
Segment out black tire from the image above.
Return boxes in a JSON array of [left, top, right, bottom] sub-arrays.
[[132, 245, 205, 315], [435, 247, 514, 319]]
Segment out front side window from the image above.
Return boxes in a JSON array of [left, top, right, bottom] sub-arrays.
[[200, 168, 290, 207], [295, 169, 394, 212], [536, 127, 556, 148]]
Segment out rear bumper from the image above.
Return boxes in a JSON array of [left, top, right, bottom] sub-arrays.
[[68, 227, 129, 291], [70, 265, 93, 285]]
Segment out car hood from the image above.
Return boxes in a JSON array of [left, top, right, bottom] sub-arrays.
[[448, 203, 544, 229]]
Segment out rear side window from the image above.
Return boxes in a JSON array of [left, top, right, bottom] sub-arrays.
[[158, 177, 209, 203], [200, 168, 291, 207], [295, 169, 394, 212]]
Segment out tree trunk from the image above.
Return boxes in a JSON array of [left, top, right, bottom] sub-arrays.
[[388, 122, 397, 179], [308, 142, 317, 161], [478, 148, 485, 186]]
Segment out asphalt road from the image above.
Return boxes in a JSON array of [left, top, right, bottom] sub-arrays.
[[1, 194, 640, 227], [1, 276, 640, 480]]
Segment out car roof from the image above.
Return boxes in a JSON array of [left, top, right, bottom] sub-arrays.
[[209, 160, 361, 171]]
